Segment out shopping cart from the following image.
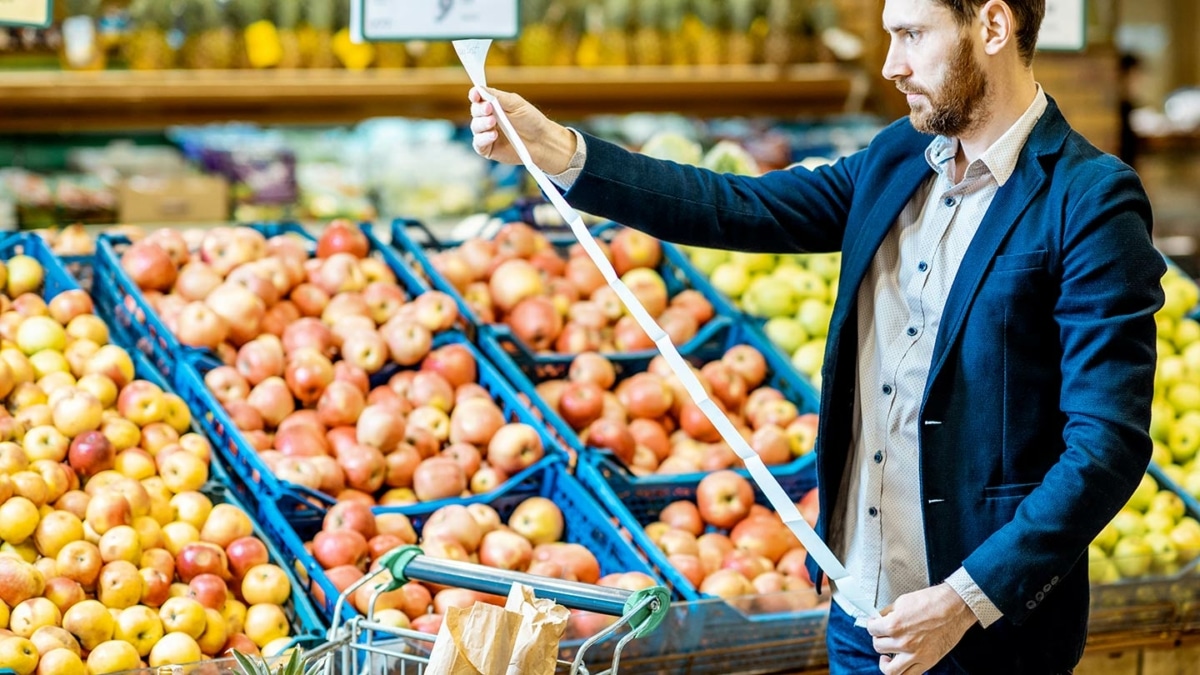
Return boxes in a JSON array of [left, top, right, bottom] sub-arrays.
[[299, 546, 671, 675]]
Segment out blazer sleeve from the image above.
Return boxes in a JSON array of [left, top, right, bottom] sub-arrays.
[[961, 167, 1165, 624], [563, 132, 860, 254]]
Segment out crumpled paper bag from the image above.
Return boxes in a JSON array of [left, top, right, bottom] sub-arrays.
[[425, 583, 571, 675]]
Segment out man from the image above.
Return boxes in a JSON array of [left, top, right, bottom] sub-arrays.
[[469, 0, 1164, 672]]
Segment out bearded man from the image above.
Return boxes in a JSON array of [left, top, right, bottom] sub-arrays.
[[469, 1, 1164, 672]]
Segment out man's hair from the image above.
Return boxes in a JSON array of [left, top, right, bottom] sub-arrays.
[[934, 0, 1045, 66]]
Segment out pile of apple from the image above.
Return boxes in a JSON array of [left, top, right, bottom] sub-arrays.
[[533, 346, 817, 476], [681, 247, 839, 389], [205, 335, 548, 506], [641, 469, 824, 611], [0, 257, 296, 674], [299, 497, 657, 640], [1149, 265, 1200, 501], [117, 220, 458, 369], [1089, 472, 1200, 583], [422, 221, 719, 354]]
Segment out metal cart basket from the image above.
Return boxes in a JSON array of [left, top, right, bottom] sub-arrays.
[[301, 546, 671, 675]]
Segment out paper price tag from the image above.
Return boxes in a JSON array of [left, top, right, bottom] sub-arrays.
[[355, 0, 519, 42], [0, 0, 52, 28], [454, 39, 879, 619]]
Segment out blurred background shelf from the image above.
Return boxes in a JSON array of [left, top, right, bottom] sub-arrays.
[[0, 64, 868, 132]]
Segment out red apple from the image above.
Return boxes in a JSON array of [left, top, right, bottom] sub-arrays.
[[420, 344, 477, 389], [121, 240, 177, 292], [696, 471, 754, 529], [313, 529, 369, 570], [486, 424, 544, 476], [316, 221, 369, 259]]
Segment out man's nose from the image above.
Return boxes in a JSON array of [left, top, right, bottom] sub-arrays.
[[882, 40, 910, 81]]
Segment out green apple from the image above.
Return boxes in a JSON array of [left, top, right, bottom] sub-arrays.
[[1127, 474, 1159, 512], [1169, 519, 1200, 564], [1112, 536, 1155, 578], [1150, 491, 1186, 521], [1185, 470, 1200, 500], [688, 248, 729, 276], [1176, 319, 1200, 351], [1157, 355, 1187, 392], [782, 268, 828, 302], [791, 339, 826, 379], [1156, 315, 1177, 344], [1112, 508, 1147, 537], [15, 317, 67, 357], [1147, 532, 1180, 575], [797, 298, 834, 339], [1092, 522, 1119, 553], [742, 277, 799, 318], [1182, 342, 1200, 378], [1168, 383, 1200, 414], [1087, 544, 1108, 584], [1151, 440, 1173, 468], [1143, 511, 1176, 535], [763, 317, 808, 355], [1168, 418, 1200, 463], [1160, 275, 1199, 321], [1164, 464, 1188, 488], [806, 253, 842, 282], [728, 252, 776, 274], [710, 262, 752, 300], [1158, 338, 1177, 362]]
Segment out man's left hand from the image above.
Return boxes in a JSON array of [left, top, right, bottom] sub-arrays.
[[865, 583, 978, 674]]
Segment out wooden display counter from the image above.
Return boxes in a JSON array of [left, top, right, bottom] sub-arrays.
[[0, 64, 868, 132]]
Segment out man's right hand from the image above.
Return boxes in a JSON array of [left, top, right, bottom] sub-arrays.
[[468, 87, 577, 174]]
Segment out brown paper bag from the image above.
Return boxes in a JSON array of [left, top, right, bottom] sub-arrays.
[[505, 583, 571, 675], [425, 597, 522, 675]]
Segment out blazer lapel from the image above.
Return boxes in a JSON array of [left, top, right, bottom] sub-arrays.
[[924, 100, 1072, 392]]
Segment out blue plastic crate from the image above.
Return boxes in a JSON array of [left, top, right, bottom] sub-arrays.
[[174, 329, 566, 526], [389, 217, 732, 363], [91, 222, 431, 389], [481, 314, 820, 484], [263, 458, 665, 623], [577, 451, 817, 603], [127, 348, 329, 641], [0, 232, 84, 299]]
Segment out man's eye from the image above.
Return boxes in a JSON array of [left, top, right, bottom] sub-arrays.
[[906, 31, 919, 41]]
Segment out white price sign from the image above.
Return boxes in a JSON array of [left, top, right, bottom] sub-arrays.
[[0, 0, 52, 27], [353, 0, 519, 42], [1038, 0, 1086, 52]]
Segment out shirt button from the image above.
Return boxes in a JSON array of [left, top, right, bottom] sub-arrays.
[[874, 451, 883, 464], [1027, 600, 1037, 610], [944, 197, 955, 207], [882, 384, 893, 395], [917, 261, 928, 272], [906, 327, 918, 337], [868, 507, 879, 517]]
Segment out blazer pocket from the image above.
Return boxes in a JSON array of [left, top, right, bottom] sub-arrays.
[[992, 249, 1048, 272], [983, 482, 1042, 500]]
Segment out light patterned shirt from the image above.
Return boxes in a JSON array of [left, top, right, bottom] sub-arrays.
[[831, 87, 1048, 628]]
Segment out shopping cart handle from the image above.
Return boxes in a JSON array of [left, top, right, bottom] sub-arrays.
[[380, 546, 669, 637]]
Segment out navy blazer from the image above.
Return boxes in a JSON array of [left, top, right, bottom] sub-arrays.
[[563, 97, 1165, 672]]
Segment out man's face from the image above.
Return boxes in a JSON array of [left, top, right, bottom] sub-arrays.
[[882, 0, 991, 137]]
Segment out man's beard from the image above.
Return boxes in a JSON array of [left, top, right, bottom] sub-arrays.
[[901, 35, 990, 137]]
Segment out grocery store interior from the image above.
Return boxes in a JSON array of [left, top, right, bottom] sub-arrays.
[[1, 0, 1199, 674]]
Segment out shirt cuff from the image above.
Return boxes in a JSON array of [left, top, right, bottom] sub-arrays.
[[548, 127, 587, 189], [945, 567, 1004, 629]]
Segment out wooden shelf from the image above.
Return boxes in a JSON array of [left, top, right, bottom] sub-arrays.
[[0, 65, 868, 132]]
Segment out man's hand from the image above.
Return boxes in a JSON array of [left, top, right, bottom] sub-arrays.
[[865, 583, 977, 675], [468, 87, 577, 173]]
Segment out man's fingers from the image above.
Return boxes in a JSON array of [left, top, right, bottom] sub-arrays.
[[470, 100, 492, 118], [879, 653, 919, 675], [470, 116, 496, 135], [472, 132, 496, 157], [866, 615, 891, 637], [872, 636, 900, 655]]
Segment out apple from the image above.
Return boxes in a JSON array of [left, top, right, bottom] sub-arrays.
[[158, 597, 208, 640], [97, 560, 142, 609], [448, 398, 505, 447], [313, 529, 369, 570], [244, 603, 289, 649], [114, 604, 163, 658], [696, 471, 755, 529], [140, 567, 171, 607], [487, 423, 544, 476], [338, 444, 387, 493], [412, 457, 467, 502], [226, 537, 271, 582], [412, 291, 460, 333], [187, 572, 230, 611], [199, 504, 254, 549], [175, 542, 232, 583], [584, 418, 637, 466], [478, 529, 533, 571], [797, 488, 820, 529], [508, 497, 564, 546], [423, 505, 484, 553], [159, 451, 209, 494]]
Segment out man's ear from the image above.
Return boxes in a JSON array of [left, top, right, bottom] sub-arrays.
[[978, 0, 1015, 56]]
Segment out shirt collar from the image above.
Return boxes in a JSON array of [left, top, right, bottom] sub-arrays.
[[923, 85, 1048, 187]]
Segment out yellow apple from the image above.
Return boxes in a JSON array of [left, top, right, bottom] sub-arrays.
[[0, 636, 38, 675], [113, 449, 156, 482], [85, 639, 140, 674], [100, 418, 140, 452], [65, 315, 109, 346], [159, 452, 209, 494], [196, 608, 227, 656], [159, 597, 207, 640], [114, 605, 164, 657], [62, 599, 114, 651], [36, 648, 85, 675], [132, 516, 165, 551], [0, 496, 40, 545], [162, 522, 201, 556], [222, 598, 248, 636], [8, 597, 60, 639], [29, 625, 79, 657], [98, 525, 142, 565], [28, 351, 69, 380], [244, 602, 289, 648], [32, 511, 83, 559], [162, 394, 192, 434], [0, 540, 38, 564], [241, 564, 291, 606], [170, 492, 214, 531], [373, 608, 411, 630], [150, 631, 203, 667], [97, 561, 142, 610], [262, 637, 298, 658], [16, 316, 67, 356]]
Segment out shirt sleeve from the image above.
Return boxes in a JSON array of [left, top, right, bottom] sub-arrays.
[[548, 127, 588, 189], [946, 566, 1004, 628]]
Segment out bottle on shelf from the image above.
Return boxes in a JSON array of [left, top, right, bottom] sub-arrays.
[[179, 0, 236, 69], [122, 0, 175, 70], [59, 0, 105, 71]]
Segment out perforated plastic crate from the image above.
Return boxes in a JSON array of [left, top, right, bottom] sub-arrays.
[[389, 217, 732, 361], [262, 458, 665, 624], [0, 232, 82, 298], [174, 330, 565, 526]]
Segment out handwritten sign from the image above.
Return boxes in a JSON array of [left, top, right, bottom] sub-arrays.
[[353, 0, 518, 43], [1038, 0, 1086, 52], [0, 0, 52, 28]]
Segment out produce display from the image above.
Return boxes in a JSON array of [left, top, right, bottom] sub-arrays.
[[1150, 265, 1200, 496], [395, 220, 725, 360], [523, 346, 818, 476], [1088, 473, 1200, 583], [0, 248, 311, 674]]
